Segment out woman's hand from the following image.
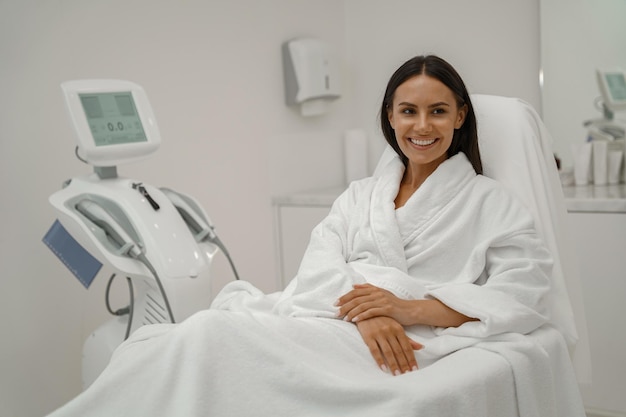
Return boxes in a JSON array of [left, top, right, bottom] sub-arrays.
[[336, 283, 416, 325], [355, 316, 423, 375]]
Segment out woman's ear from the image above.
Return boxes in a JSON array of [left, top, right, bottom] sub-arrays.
[[454, 104, 468, 129]]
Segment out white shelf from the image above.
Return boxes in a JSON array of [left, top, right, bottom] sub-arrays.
[[563, 184, 626, 213]]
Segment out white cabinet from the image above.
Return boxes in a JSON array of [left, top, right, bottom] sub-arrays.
[[567, 211, 626, 415], [272, 187, 342, 288], [563, 184, 626, 414]]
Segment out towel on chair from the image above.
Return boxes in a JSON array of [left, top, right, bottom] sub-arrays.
[[47, 153, 585, 417]]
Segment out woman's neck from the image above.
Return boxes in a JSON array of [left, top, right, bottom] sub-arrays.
[[394, 162, 437, 209]]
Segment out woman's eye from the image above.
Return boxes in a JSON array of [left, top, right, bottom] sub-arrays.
[[432, 108, 446, 115], [401, 108, 415, 114]]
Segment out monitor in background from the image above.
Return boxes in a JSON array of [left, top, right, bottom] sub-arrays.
[[596, 69, 626, 113]]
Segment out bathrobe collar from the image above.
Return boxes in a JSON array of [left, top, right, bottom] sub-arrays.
[[370, 152, 477, 270]]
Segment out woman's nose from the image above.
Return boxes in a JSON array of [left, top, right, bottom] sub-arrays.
[[413, 114, 431, 134]]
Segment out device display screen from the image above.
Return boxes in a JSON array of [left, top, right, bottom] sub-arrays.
[[605, 73, 626, 101], [79, 92, 147, 147]]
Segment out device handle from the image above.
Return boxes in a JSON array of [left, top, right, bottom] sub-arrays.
[[159, 188, 216, 241], [75, 199, 142, 258]]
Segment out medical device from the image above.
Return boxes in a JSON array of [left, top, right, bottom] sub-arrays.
[[44, 79, 239, 388], [585, 69, 626, 141], [597, 69, 626, 113]]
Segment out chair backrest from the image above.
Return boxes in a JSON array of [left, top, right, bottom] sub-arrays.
[[374, 94, 590, 380]]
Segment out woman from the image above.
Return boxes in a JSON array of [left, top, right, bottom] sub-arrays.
[[48, 56, 562, 416], [336, 55, 484, 375], [268, 54, 551, 377]]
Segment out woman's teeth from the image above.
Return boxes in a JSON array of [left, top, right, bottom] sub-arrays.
[[410, 138, 436, 146]]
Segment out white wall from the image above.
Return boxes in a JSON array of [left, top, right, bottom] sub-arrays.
[[0, 1, 540, 415]]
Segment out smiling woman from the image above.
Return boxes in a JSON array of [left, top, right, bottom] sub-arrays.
[[389, 75, 466, 188], [380, 56, 482, 176]]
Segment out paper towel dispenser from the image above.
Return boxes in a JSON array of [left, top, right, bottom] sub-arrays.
[[282, 37, 341, 116]]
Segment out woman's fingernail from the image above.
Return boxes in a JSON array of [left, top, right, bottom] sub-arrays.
[[381, 365, 389, 373], [394, 370, 401, 376], [412, 366, 418, 372]]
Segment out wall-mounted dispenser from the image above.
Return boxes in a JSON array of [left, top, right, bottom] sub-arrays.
[[282, 37, 341, 117]]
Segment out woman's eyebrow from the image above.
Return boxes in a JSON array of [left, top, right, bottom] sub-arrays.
[[397, 101, 451, 108]]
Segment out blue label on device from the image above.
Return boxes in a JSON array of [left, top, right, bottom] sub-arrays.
[[43, 220, 102, 288]]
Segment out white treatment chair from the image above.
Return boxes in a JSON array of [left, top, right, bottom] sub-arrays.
[[473, 94, 589, 358], [375, 94, 591, 415]]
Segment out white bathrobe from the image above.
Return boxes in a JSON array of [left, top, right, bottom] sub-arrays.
[[217, 152, 552, 357], [47, 152, 585, 417]]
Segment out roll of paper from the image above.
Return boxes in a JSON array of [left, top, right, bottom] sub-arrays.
[[572, 143, 592, 186], [344, 129, 368, 184], [608, 150, 623, 184]]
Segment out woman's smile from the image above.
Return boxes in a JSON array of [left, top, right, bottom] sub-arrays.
[[408, 137, 437, 147]]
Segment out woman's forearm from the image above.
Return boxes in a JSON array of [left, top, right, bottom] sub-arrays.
[[403, 298, 478, 328], [336, 284, 478, 328]]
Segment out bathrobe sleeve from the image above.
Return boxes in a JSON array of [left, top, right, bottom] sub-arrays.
[[424, 180, 553, 338], [272, 181, 370, 317]]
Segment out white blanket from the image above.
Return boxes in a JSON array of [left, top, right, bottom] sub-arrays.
[[48, 153, 585, 417]]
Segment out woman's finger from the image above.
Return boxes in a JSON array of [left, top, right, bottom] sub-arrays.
[[359, 326, 389, 373], [345, 304, 385, 322], [376, 338, 401, 375], [397, 335, 419, 372], [335, 292, 377, 318], [336, 285, 377, 304], [335, 289, 362, 307], [337, 291, 395, 321], [410, 339, 424, 351]]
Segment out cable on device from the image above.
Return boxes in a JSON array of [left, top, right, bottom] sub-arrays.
[[209, 234, 240, 281], [104, 273, 135, 340]]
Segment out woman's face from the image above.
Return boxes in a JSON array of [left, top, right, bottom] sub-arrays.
[[387, 74, 467, 172]]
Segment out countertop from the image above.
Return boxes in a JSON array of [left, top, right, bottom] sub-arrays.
[[562, 184, 626, 213]]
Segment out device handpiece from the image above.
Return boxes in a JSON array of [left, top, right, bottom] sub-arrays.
[[159, 189, 216, 241], [75, 199, 142, 258]]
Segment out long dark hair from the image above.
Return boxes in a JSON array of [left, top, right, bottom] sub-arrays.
[[379, 55, 482, 174]]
